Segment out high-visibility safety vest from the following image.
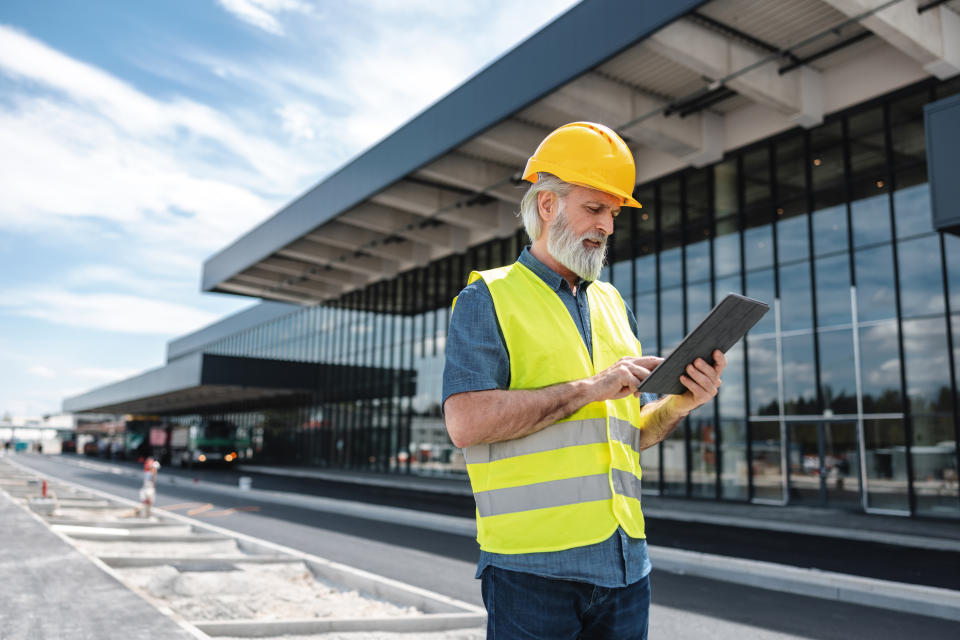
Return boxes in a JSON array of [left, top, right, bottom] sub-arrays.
[[458, 261, 647, 554]]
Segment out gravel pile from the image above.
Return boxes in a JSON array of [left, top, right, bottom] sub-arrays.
[[118, 562, 420, 621]]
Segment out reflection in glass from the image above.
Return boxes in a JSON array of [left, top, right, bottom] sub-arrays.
[[824, 422, 861, 508], [777, 214, 809, 264], [863, 419, 910, 511], [746, 269, 775, 335], [660, 287, 684, 351], [635, 292, 658, 356], [662, 423, 687, 496], [612, 259, 632, 301], [640, 444, 660, 494], [687, 239, 710, 284], [812, 205, 848, 256], [893, 184, 933, 239], [901, 317, 952, 413], [859, 321, 902, 413], [718, 341, 746, 419], [947, 234, 960, 312], [635, 254, 656, 295], [660, 246, 682, 288], [779, 262, 813, 332], [815, 253, 851, 328], [748, 337, 778, 416], [811, 122, 845, 211], [745, 225, 773, 271], [897, 236, 945, 318], [855, 245, 897, 322], [911, 416, 959, 518], [686, 281, 712, 334], [715, 274, 742, 304], [851, 194, 891, 248], [781, 333, 817, 414], [721, 419, 748, 500], [817, 329, 857, 414], [788, 422, 822, 503], [714, 227, 740, 277], [750, 421, 784, 501], [690, 417, 717, 498]]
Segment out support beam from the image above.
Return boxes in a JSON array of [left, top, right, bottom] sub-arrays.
[[306, 221, 429, 268], [278, 239, 399, 276], [339, 203, 472, 253], [416, 153, 523, 204], [646, 18, 824, 126], [459, 119, 550, 165], [821, 0, 960, 79], [370, 180, 519, 234], [540, 71, 725, 166]]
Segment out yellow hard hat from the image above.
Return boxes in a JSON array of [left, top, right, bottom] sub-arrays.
[[523, 122, 642, 208]]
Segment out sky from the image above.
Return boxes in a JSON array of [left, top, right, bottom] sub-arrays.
[[0, 0, 579, 418]]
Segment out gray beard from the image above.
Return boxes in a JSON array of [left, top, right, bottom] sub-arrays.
[[547, 206, 608, 282]]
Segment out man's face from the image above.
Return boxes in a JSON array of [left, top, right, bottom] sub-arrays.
[[545, 185, 621, 281]]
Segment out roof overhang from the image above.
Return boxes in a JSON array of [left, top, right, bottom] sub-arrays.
[[202, 0, 960, 306], [62, 353, 414, 415]]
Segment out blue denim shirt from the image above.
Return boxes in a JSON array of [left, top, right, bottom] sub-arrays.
[[443, 247, 654, 587]]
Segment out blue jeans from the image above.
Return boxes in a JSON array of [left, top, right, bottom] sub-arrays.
[[481, 566, 650, 639]]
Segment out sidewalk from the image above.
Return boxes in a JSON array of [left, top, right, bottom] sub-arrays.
[[0, 486, 199, 640]]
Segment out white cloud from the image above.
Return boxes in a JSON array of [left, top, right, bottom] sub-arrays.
[[0, 289, 219, 335], [216, 0, 313, 36], [28, 365, 56, 378]]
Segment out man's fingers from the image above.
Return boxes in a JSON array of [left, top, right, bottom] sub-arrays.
[[637, 356, 664, 370]]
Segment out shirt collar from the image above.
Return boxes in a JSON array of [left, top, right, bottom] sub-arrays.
[[518, 246, 589, 294]]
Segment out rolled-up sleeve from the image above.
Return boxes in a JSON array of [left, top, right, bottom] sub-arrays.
[[442, 280, 510, 408]]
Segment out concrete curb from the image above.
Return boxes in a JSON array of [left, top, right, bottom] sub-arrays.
[[7, 457, 487, 634], [194, 613, 487, 637], [650, 545, 960, 622]]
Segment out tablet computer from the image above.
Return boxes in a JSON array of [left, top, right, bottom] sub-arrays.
[[636, 293, 770, 395]]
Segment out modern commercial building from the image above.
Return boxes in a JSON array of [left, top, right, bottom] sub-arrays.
[[65, 0, 960, 519]]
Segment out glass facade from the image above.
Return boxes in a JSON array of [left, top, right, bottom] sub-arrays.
[[167, 79, 960, 519]]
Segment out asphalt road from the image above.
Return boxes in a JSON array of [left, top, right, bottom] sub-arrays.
[[12, 453, 959, 640]]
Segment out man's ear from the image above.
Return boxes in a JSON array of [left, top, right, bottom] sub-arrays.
[[537, 191, 557, 224]]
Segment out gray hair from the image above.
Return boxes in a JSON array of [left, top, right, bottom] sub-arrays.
[[518, 173, 572, 241]]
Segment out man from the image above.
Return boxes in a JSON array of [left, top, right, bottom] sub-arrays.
[[442, 122, 725, 639]]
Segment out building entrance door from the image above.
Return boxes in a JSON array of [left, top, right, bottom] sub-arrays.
[[787, 420, 861, 508]]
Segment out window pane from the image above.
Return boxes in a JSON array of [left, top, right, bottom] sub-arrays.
[[894, 183, 933, 239], [746, 269, 775, 335], [750, 421, 784, 501], [779, 262, 813, 332], [612, 258, 632, 302], [635, 292, 658, 355], [715, 273, 742, 301], [635, 253, 656, 296], [661, 286, 684, 350], [818, 328, 858, 414], [812, 122, 845, 211], [745, 224, 773, 271], [640, 444, 660, 494], [714, 226, 741, 277], [815, 253, 852, 328], [718, 341, 746, 419], [855, 244, 897, 322], [748, 337, 778, 416], [859, 320, 903, 413], [690, 417, 716, 498], [863, 419, 910, 511], [686, 239, 710, 284], [812, 204, 848, 256], [851, 193, 891, 248], [662, 424, 687, 496], [777, 214, 809, 264], [946, 234, 960, 312], [686, 281, 712, 332], [897, 235, 945, 319], [721, 418, 748, 500], [660, 246, 682, 289], [782, 333, 817, 414]]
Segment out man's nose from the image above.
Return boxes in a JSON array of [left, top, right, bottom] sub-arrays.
[[597, 212, 614, 237]]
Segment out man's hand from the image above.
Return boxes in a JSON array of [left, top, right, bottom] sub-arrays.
[[666, 349, 727, 417], [588, 356, 664, 401]]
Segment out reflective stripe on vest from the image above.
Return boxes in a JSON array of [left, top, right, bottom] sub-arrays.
[[474, 468, 645, 518], [461, 261, 647, 553]]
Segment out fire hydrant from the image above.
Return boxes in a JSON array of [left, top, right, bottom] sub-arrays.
[[139, 457, 160, 518]]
